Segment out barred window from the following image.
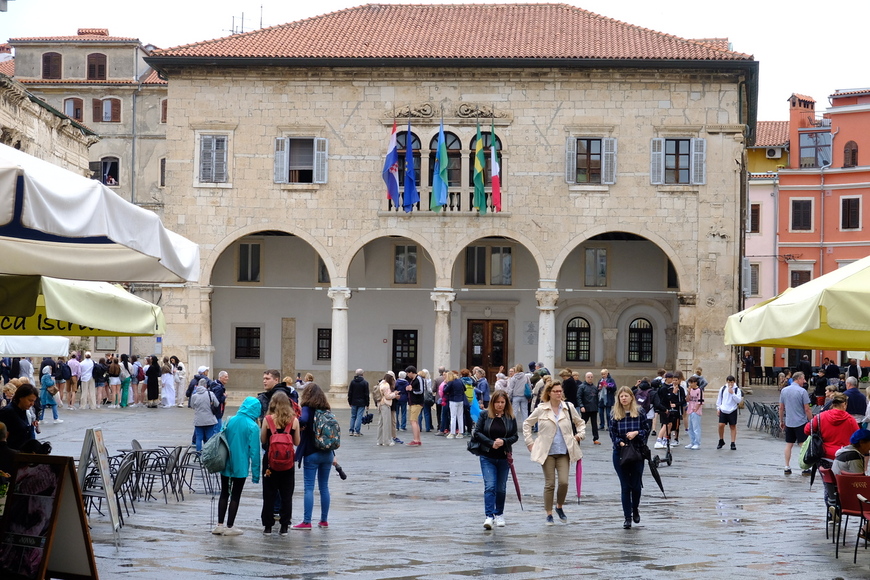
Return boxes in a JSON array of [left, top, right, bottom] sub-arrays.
[[566, 317, 590, 362]]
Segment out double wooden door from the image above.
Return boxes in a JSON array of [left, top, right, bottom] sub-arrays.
[[467, 319, 507, 384]]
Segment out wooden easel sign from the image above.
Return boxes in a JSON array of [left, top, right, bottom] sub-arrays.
[[0, 454, 98, 580]]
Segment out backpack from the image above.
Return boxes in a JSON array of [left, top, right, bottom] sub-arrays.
[[372, 381, 384, 405], [137, 365, 145, 382], [265, 415, 295, 471], [312, 409, 341, 451], [200, 428, 229, 473], [58, 362, 72, 381]]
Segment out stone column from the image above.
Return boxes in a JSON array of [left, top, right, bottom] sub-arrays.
[[328, 288, 352, 392], [430, 289, 456, 372], [535, 289, 559, 372]]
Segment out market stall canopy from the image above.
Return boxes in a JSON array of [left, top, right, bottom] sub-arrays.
[[0, 143, 199, 283], [0, 336, 69, 357], [0, 275, 165, 336], [725, 255, 870, 350]]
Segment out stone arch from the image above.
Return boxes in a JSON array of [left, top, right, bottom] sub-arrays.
[[550, 225, 690, 291], [445, 228, 545, 285], [340, 227, 444, 283], [555, 301, 609, 366], [202, 223, 337, 285]]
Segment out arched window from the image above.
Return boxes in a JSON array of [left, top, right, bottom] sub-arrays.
[[92, 97, 120, 123], [468, 132, 503, 186], [628, 318, 653, 363], [566, 317, 591, 362], [99, 156, 119, 186], [42, 52, 62, 80], [428, 131, 461, 187], [397, 131, 421, 186], [87, 53, 107, 80], [63, 97, 83, 122], [844, 141, 859, 168]]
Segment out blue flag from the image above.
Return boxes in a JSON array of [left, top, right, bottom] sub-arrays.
[[403, 118, 419, 212], [430, 121, 448, 212]]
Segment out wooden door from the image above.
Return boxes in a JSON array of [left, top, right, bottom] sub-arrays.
[[467, 319, 507, 384]]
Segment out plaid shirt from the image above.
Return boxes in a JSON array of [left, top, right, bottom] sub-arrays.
[[609, 413, 648, 449]]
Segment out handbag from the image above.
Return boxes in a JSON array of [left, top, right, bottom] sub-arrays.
[[619, 440, 643, 466], [46, 385, 59, 396], [801, 415, 824, 468]]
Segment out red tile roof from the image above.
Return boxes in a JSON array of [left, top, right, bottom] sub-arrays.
[[790, 93, 815, 102], [18, 79, 139, 85], [754, 121, 788, 147], [140, 69, 166, 84], [0, 58, 13, 77], [831, 88, 870, 99], [10, 28, 139, 43], [154, 3, 754, 61]]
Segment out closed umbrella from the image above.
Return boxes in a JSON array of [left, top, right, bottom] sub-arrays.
[[725, 254, 870, 349], [575, 459, 582, 504], [506, 452, 523, 510], [640, 441, 667, 499]]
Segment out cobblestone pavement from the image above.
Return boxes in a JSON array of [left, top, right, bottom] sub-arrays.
[[36, 390, 867, 579]]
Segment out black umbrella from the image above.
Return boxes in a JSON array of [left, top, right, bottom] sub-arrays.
[[506, 452, 524, 510], [639, 441, 667, 499]]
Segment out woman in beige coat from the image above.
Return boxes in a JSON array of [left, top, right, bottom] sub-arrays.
[[523, 379, 585, 525]]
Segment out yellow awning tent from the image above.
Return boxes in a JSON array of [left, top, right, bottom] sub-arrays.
[[725, 254, 870, 350], [0, 275, 164, 337]]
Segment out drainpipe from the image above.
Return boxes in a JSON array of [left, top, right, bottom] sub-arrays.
[[819, 127, 838, 278], [131, 47, 141, 204]]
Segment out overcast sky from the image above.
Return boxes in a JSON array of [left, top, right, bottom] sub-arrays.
[[1, 0, 864, 121]]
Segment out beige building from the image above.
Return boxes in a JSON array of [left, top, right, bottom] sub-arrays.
[[146, 3, 758, 391], [9, 28, 167, 209]]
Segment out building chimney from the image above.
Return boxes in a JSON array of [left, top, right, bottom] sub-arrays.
[[787, 93, 816, 168]]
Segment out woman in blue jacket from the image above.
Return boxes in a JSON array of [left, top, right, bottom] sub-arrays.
[[293, 383, 338, 529], [213, 396, 261, 536]]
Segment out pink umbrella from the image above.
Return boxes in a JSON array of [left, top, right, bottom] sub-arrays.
[[575, 459, 582, 503]]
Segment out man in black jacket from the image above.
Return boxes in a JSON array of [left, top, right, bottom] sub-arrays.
[[577, 371, 599, 444], [347, 369, 370, 437]]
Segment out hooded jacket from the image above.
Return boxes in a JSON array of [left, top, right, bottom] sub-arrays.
[[220, 396, 261, 482], [191, 384, 218, 427], [804, 408, 860, 460], [347, 375, 370, 407]]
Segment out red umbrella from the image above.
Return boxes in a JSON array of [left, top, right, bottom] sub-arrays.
[[506, 452, 524, 510], [575, 459, 582, 503]]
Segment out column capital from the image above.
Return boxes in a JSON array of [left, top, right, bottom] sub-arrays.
[[199, 286, 214, 299], [430, 290, 456, 312], [535, 289, 559, 311], [327, 287, 352, 309]]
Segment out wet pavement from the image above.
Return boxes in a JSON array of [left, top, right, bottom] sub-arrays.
[[36, 389, 868, 579]]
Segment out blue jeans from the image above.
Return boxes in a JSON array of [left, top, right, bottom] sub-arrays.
[[418, 404, 433, 431], [194, 425, 213, 452], [39, 403, 58, 421], [612, 448, 644, 519], [688, 413, 702, 447], [395, 401, 407, 430], [479, 455, 509, 517], [350, 405, 365, 434], [302, 450, 333, 524], [212, 417, 223, 437], [599, 405, 613, 429]]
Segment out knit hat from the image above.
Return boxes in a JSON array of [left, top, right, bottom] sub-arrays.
[[851, 429, 870, 446]]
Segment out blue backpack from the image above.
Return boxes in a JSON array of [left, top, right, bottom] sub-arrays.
[[312, 409, 341, 451]]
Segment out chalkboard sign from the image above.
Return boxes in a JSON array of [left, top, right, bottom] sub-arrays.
[[0, 454, 98, 580]]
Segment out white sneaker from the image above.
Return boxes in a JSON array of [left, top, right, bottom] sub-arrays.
[[690, 445, 700, 450], [685, 444, 694, 449], [54, 419, 63, 424], [211, 524, 226, 535], [654, 441, 665, 449], [222, 527, 243, 536], [483, 517, 493, 530], [388, 441, 395, 446], [494, 515, 505, 527], [456, 434, 465, 439], [446, 434, 455, 439]]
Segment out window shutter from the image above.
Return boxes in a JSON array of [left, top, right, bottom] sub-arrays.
[[200, 135, 214, 182], [650, 138, 664, 184], [88, 161, 101, 180], [691, 138, 706, 185], [565, 137, 577, 183], [314, 137, 328, 184], [72, 98, 83, 122], [601, 138, 617, 185], [111, 98, 121, 122], [273, 137, 288, 183], [161, 99, 168, 124], [213, 135, 228, 183], [92, 99, 101, 123]]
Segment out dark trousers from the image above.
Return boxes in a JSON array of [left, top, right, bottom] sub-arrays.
[[612, 449, 644, 519], [463, 405, 473, 433], [261, 467, 295, 528], [440, 405, 450, 432], [581, 411, 599, 441], [218, 476, 246, 527]]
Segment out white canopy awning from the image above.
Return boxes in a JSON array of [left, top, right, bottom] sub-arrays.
[[0, 143, 199, 283], [0, 336, 70, 357]]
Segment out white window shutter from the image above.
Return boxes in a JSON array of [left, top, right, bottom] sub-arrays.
[[650, 138, 664, 185], [199, 135, 214, 182], [213, 135, 228, 183], [274, 138, 288, 183], [565, 137, 577, 183], [602, 138, 617, 185], [691, 138, 706, 185], [314, 137, 328, 184]]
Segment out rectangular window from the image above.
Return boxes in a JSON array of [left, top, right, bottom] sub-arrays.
[[465, 246, 512, 285], [64, 98, 83, 122], [92, 98, 120, 123], [465, 246, 487, 285], [234, 327, 261, 359], [200, 134, 228, 183], [799, 131, 832, 168], [565, 137, 616, 185], [238, 243, 261, 282], [394, 245, 417, 285], [791, 269, 811, 288], [490, 247, 512, 285], [317, 256, 330, 284], [650, 138, 706, 185], [842, 197, 860, 230], [576, 138, 601, 183], [749, 263, 759, 296], [748, 203, 760, 234], [791, 199, 812, 231], [274, 137, 328, 184], [584, 248, 607, 287], [317, 328, 332, 360], [159, 158, 166, 188]]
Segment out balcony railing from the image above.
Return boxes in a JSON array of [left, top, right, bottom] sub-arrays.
[[384, 189, 499, 213]]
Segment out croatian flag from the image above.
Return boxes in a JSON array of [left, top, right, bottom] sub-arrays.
[[382, 122, 399, 207]]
